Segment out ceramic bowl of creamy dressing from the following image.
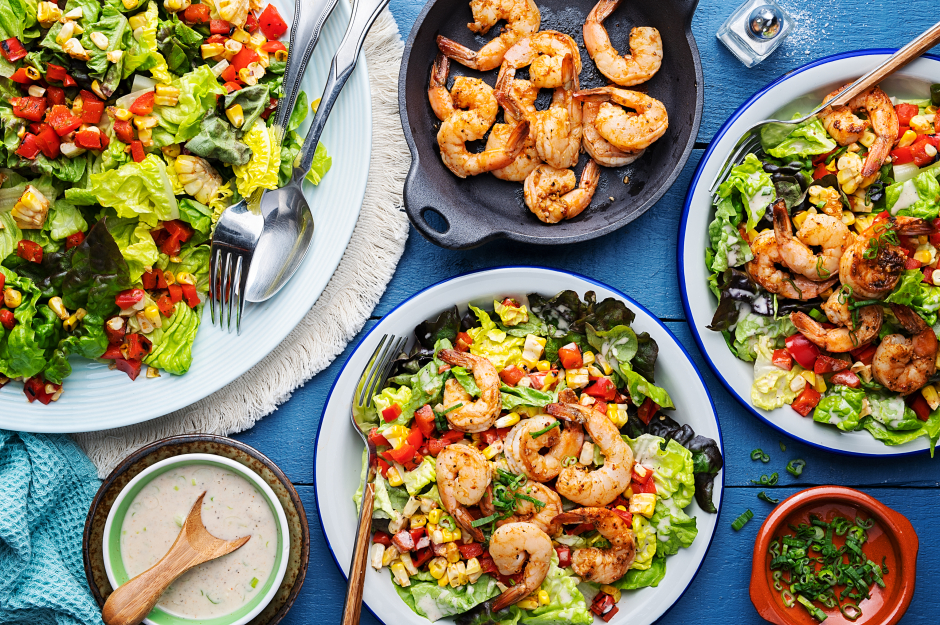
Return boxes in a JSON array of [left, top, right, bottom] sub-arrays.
[[102, 453, 290, 625]]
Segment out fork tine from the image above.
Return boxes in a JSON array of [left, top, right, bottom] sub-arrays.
[[209, 247, 219, 326], [357, 335, 389, 407], [709, 133, 763, 194], [221, 253, 234, 333], [364, 338, 398, 407], [233, 255, 248, 335]]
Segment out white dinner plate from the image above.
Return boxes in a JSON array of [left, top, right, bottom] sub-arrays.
[[314, 266, 724, 625], [680, 49, 940, 457], [0, 0, 371, 432]]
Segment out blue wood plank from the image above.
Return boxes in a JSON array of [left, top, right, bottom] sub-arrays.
[[289, 485, 936, 625]]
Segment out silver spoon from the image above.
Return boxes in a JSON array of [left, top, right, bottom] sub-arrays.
[[244, 0, 390, 303]]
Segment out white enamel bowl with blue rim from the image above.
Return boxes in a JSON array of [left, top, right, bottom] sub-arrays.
[[0, 0, 371, 432], [102, 453, 291, 625], [315, 266, 724, 625], [680, 49, 940, 457]]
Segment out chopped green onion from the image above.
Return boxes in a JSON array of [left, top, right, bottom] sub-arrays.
[[439, 515, 456, 531], [731, 509, 754, 531], [751, 472, 779, 486], [530, 421, 559, 438], [787, 459, 806, 477], [515, 493, 545, 508], [250, 577, 259, 588], [856, 516, 874, 530], [797, 595, 827, 621], [562, 455, 577, 467], [758, 491, 779, 504], [471, 513, 500, 527], [751, 448, 770, 463], [840, 602, 861, 621], [779, 441, 787, 452], [782, 590, 795, 608]]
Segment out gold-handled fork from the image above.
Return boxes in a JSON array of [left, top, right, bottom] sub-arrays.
[[342, 333, 407, 625]]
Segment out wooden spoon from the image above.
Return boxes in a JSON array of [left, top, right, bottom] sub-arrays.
[[102, 492, 251, 625]]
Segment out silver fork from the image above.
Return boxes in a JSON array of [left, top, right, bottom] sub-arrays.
[[709, 20, 940, 196], [209, 0, 339, 333], [343, 333, 407, 624]]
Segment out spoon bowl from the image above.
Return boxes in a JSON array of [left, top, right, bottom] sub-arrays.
[[245, 188, 315, 302]]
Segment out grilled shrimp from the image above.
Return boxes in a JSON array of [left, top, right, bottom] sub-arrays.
[[501, 31, 581, 90], [524, 161, 600, 224], [504, 415, 584, 482], [582, 99, 644, 167], [480, 482, 564, 536], [547, 402, 633, 507], [427, 54, 500, 138], [573, 87, 668, 151], [438, 350, 502, 432], [583, 0, 662, 87], [839, 216, 932, 299], [438, 112, 529, 178], [436, 0, 541, 71], [746, 230, 839, 300], [553, 507, 636, 584], [488, 522, 553, 611], [872, 304, 939, 394], [489, 73, 541, 181], [790, 291, 883, 353], [819, 85, 898, 177], [436, 444, 493, 542], [773, 201, 849, 282]]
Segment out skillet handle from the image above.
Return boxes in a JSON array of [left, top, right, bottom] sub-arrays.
[[403, 167, 492, 250], [673, 0, 699, 23]]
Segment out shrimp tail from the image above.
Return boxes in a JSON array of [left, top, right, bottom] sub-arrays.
[[893, 216, 933, 237], [454, 508, 486, 542], [491, 583, 530, 612], [862, 141, 890, 178], [552, 511, 587, 525], [771, 200, 793, 241], [545, 403, 587, 423], [438, 349, 471, 367], [891, 304, 930, 334], [431, 52, 450, 90], [573, 87, 613, 103], [437, 35, 479, 68]]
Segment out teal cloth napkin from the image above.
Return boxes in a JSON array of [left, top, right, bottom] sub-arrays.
[[0, 430, 104, 625]]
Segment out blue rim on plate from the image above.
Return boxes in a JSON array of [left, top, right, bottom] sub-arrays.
[[313, 265, 724, 624], [678, 48, 940, 458]]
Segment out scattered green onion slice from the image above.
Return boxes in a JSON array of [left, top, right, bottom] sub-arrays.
[[758, 491, 780, 504], [779, 441, 787, 452], [751, 472, 779, 486], [515, 493, 545, 508], [471, 513, 500, 527], [439, 515, 457, 531], [562, 455, 577, 467], [731, 509, 753, 531], [751, 448, 770, 463], [787, 459, 806, 477], [530, 421, 559, 438], [250, 577, 259, 588]]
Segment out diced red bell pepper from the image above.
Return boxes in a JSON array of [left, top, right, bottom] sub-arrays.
[[180, 283, 200, 308], [15, 133, 40, 159], [891, 146, 915, 165], [182, 3, 210, 23], [480, 428, 501, 445], [528, 370, 558, 391], [910, 134, 939, 167], [455, 331, 473, 352], [412, 546, 433, 568], [402, 453, 423, 472], [104, 318, 126, 345], [46, 64, 68, 82], [405, 427, 425, 450], [45, 86, 65, 106], [895, 103, 920, 126], [772, 349, 793, 371], [814, 354, 850, 374], [65, 231, 85, 250], [168, 284, 183, 304], [129, 91, 155, 116], [785, 334, 820, 370], [792, 387, 822, 417], [220, 63, 238, 82], [850, 344, 877, 366], [632, 477, 656, 494], [115, 358, 143, 380], [245, 11, 259, 32], [458, 543, 484, 559], [0, 272, 4, 291], [115, 288, 145, 309], [210, 19, 232, 34], [47, 105, 82, 136], [112, 119, 134, 143], [0, 37, 27, 62], [584, 377, 618, 401], [478, 554, 498, 576], [382, 403, 402, 422], [164, 220, 192, 242], [568, 522, 595, 535], [17, 240, 43, 263], [122, 333, 152, 361], [260, 96, 278, 120], [142, 269, 168, 291], [905, 256, 924, 269], [34, 125, 60, 159], [909, 394, 932, 421], [102, 344, 123, 358], [24, 377, 55, 404], [376, 456, 391, 477], [0, 309, 14, 330], [62, 74, 77, 87], [555, 545, 571, 568], [426, 438, 447, 457], [557, 342, 583, 369], [372, 530, 392, 546], [813, 161, 830, 180], [382, 443, 417, 466], [9, 68, 35, 84], [601, 606, 620, 623], [206, 33, 228, 44], [13, 96, 47, 122], [231, 47, 261, 72], [156, 295, 176, 318], [130, 140, 145, 163], [498, 364, 525, 386], [414, 404, 436, 437], [223, 81, 242, 93], [368, 427, 390, 447], [591, 593, 616, 618], [830, 370, 861, 388], [258, 4, 288, 39], [637, 397, 658, 424], [391, 530, 415, 552], [593, 399, 608, 415], [78, 90, 104, 124], [261, 40, 287, 54], [75, 129, 103, 150], [611, 508, 633, 525]]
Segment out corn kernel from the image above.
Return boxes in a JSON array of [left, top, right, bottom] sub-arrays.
[[56, 20, 75, 44], [792, 211, 809, 229], [37, 1, 61, 26], [429, 557, 448, 579], [800, 370, 816, 386], [790, 374, 807, 393], [859, 129, 876, 148], [465, 557, 482, 583], [176, 272, 195, 285], [596, 353, 613, 375], [154, 84, 180, 107], [448, 561, 467, 587], [275, 48, 288, 61], [582, 351, 595, 365], [538, 589, 550, 605], [231, 28, 251, 43], [923, 385, 940, 411], [521, 334, 546, 366], [495, 412, 520, 428], [914, 248, 934, 265], [599, 585, 622, 603], [400, 552, 418, 575], [579, 441, 594, 465], [842, 212, 855, 226], [391, 560, 410, 587], [226, 103, 245, 128], [566, 367, 590, 389], [48, 296, 69, 321], [369, 543, 385, 569], [443, 541, 461, 563], [381, 544, 399, 566], [410, 513, 427, 529], [90, 31, 109, 50], [898, 129, 917, 148], [483, 441, 503, 459], [122, 0, 138, 7], [387, 466, 403, 487], [431, 529, 444, 544], [910, 114, 933, 134], [248, 32, 267, 49], [814, 374, 827, 393], [429, 509, 443, 525], [629, 493, 657, 518], [927, 143, 938, 158], [616, 505, 627, 511], [517, 597, 539, 610], [133, 115, 158, 130], [128, 13, 147, 30], [201, 43, 225, 59], [607, 404, 629, 428], [438, 572, 450, 586], [63, 309, 86, 332], [536, 360, 551, 372]]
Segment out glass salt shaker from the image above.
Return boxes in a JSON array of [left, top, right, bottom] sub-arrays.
[[716, 0, 793, 68]]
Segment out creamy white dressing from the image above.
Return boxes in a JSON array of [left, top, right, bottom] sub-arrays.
[[120, 464, 278, 619], [891, 179, 920, 214]]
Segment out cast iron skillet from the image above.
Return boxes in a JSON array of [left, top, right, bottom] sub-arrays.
[[399, 0, 703, 249]]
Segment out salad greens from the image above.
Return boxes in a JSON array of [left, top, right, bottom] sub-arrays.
[[0, 0, 332, 402]]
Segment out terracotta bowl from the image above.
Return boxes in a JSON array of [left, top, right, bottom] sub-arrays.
[[82, 435, 309, 625], [750, 486, 917, 625]]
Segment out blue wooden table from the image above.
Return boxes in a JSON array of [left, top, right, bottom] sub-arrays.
[[233, 1, 940, 622]]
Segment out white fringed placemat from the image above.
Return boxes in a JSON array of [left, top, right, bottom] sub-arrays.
[[73, 8, 410, 477]]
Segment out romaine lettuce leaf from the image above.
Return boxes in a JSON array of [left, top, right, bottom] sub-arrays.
[[66, 154, 179, 225], [123, 0, 170, 81], [153, 14, 202, 76], [108, 217, 159, 283], [734, 311, 796, 362], [862, 408, 940, 455], [467, 305, 524, 371], [767, 118, 837, 158], [500, 384, 554, 410], [177, 199, 212, 236], [629, 434, 694, 507], [813, 385, 866, 432], [650, 499, 697, 556], [707, 210, 752, 273], [751, 335, 799, 410], [47, 201, 87, 241], [867, 393, 921, 431], [232, 119, 281, 197], [494, 299, 529, 327], [0, 267, 46, 379], [143, 301, 200, 374], [393, 571, 500, 622], [184, 114, 251, 166], [0, 211, 22, 260], [630, 515, 656, 570], [452, 366, 480, 397], [885, 270, 940, 326], [887, 169, 940, 219], [519, 552, 592, 625], [152, 65, 225, 143], [619, 363, 674, 409], [586, 323, 637, 373], [715, 153, 775, 233], [402, 456, 436, 497], [80, 6, 128, 79], [614, 554, 666, 590]]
